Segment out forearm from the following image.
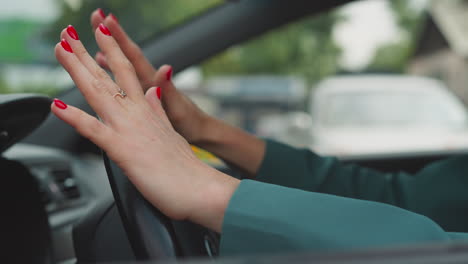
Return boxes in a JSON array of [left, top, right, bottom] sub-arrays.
[[221, 180, 452, 256], [194, 115, 265, 177]]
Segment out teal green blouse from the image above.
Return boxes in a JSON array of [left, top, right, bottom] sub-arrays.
[[220, 140, 468, 256]]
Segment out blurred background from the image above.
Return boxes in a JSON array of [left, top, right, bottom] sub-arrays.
[[3, 0, 468, 157]]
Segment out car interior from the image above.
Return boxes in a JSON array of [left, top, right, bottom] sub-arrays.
[[3, 0, 468, 263]]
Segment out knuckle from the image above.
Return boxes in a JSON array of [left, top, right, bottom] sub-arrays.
[[94, 66, 109, 80], [91, 78, 107, 90], [115, 58, 135, 73], [75, 48, 88, 57], [87, 118, 103, 136], [90, 78, 113, 97], [119, 59, 135, 73], [77, 113, 102, 139]]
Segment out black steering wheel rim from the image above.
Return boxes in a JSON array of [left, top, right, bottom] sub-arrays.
[[102, 152, 219, 260]]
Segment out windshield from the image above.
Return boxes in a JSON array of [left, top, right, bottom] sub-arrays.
[[5, 0, 468, 156], [323, 92, 468, 129], [0, 0, 222, 96]]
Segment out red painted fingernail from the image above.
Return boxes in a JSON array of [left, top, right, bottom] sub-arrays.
[[166, 67, 172, 81], [97, 8, 106, 19], [109, 13, 119, 23], [61, 39, 73, 53], [99, 23, 111, 36], [54, 99, 67, 109], [66, 25, 79, 40], [156, 87, 161, 99]]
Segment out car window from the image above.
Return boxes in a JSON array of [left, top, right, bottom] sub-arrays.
[[190, 0, 468, 155], [0, 0, 222, 96]]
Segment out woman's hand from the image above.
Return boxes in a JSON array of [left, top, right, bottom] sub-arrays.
[[89, 9, 266, 177], [89, 9, 210, 144], [51, 24, 239, 232]]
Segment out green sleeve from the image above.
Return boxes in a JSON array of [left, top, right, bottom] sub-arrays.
[[220, 180, 466, 256], [256, 140, 468, 231]]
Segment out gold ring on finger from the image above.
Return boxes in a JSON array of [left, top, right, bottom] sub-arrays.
[[113, 88, 127, 99]]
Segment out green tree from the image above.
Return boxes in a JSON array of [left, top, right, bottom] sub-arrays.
[[46, 1, 341, 87], [368, 39, 414, 73], [390, 0, 423, 34], [201, 12, 343, 86], [46, 0, 221, 53], [367, 0, 425, 72]]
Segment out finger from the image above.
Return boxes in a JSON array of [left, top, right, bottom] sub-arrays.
[[91, 8, 106, 32], [153, 65, 173, 88], [95, 51, 109, 69], [102, 14, 156, 89], [91, 8, 108, 68], [145, 86, 164, 114], [51, 98, 116, 149], [152, 65, 181, 105], [95, 23, 143, 99], [144, 87, 172, 126], [55, 40, 122, 121], [60, 26, 112, 83]]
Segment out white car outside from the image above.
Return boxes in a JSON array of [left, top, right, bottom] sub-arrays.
[[309, 75, 468, 156]]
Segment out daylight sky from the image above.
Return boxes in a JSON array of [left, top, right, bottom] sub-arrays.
[[333, 0, 401, 70]]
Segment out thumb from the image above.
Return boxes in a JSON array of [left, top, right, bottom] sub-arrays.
[[153, 65, 177, 95], [144, 86, 171, 125], [152, 65, 186, 107]]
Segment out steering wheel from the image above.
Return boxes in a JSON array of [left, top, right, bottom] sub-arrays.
[[103, 153, 220, 260]]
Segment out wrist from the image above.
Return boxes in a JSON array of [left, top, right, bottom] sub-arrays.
[[191, 114, 220, 147], [188, 164, 240, 233]]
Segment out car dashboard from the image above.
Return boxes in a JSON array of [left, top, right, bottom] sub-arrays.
[[3, 143, 112, 263]]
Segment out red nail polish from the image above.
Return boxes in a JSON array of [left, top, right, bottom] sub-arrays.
[[156, 87, 161, 99], [66, 25, 79, 40], [61, 39, 73, 53], [97, 8, 106, 19], [109, 13, 119, 23], [166, 67, 172, 81], [54, 99, 67, 109], [99, 23, 111, 36]]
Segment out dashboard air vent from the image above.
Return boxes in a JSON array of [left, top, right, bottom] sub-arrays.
[[51, 168, 81, 200]]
